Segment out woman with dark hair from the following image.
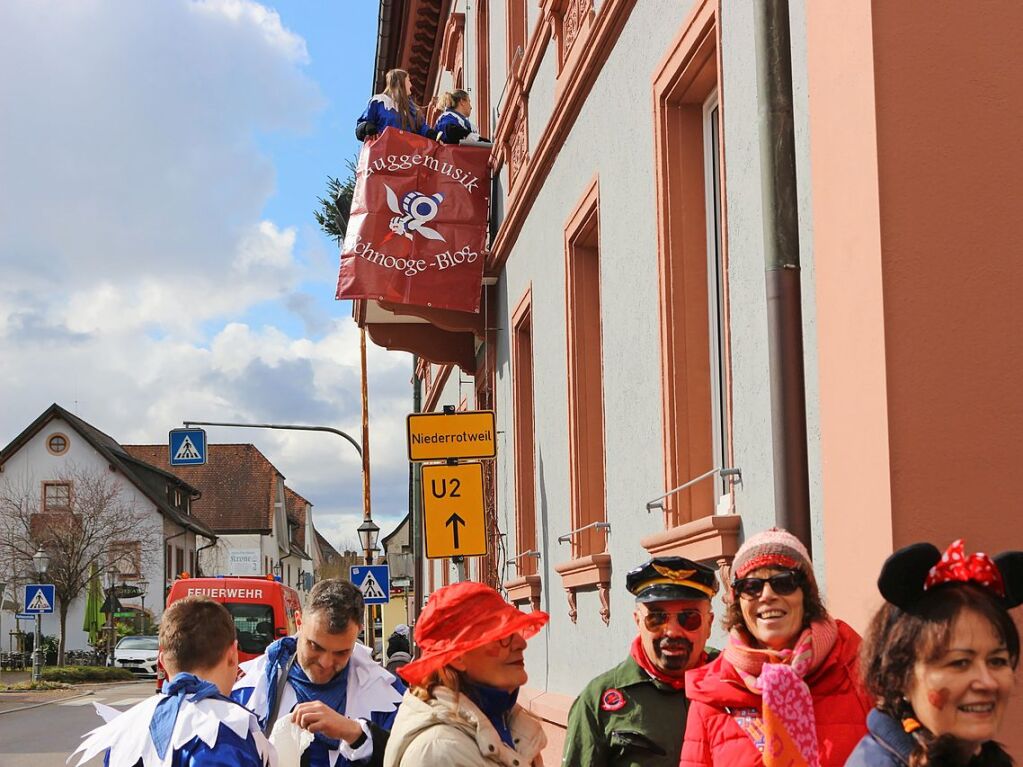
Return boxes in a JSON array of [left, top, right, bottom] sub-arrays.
[[846, 540, 1022, 767], [434, 90, 490, 145], [383, 582, 549, 767], [680, 528, 871, 766], [356, 68, 433, 141]]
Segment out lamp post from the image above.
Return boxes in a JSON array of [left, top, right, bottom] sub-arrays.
[[31, 547, 49, 682], [106, 566, 117, 666], [357, 518, 380, 652], [137, 579, 149, 634]]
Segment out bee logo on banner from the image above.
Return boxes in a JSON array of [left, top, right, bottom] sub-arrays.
[[335, 128, 491, 313]]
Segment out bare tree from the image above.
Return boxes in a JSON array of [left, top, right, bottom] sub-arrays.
[[0, 466, 159, 665]]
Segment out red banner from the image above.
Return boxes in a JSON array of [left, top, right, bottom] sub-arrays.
[[336, 128, 491, 313]]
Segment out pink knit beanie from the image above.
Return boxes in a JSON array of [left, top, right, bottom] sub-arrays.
[[732, 528, 813, 580]]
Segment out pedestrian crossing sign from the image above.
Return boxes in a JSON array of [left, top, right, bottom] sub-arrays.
[[25, 583, 55, 614], [350, 565, 390, 604], [169, 428, 207, 466]]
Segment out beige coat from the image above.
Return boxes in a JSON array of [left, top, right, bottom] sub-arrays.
[[383, 688, 546, 767]]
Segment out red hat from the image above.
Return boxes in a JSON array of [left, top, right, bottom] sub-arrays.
[[399, 581, 549, 688]]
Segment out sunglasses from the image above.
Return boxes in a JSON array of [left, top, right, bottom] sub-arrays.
[[641, 608, 705, 632], [732, 570, 804, 599]]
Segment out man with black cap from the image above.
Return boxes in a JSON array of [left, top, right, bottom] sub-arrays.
[[562, 556, 719, 767]]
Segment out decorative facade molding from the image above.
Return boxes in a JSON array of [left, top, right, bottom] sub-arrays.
[[504, 574, 543, 612], [554, 553, 612, 625]]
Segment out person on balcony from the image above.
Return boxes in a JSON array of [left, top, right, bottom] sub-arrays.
[[434, 90, 490, 145], [356, 68, 433, 141]]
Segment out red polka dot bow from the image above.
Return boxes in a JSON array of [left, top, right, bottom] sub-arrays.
[[923, 539, 1005, 597]]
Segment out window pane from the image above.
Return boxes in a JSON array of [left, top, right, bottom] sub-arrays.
[[224, 603, 276, 655]]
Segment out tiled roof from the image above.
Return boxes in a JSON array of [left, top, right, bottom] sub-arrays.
[[284, 487, 310, 549], [123, 443, 282, 533], [316, 530, 342, 563], [0, 404, 214, 540]]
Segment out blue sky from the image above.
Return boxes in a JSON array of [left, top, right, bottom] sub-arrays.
[[0, 0, 414, 551]]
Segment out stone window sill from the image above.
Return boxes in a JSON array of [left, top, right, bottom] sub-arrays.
[[640, 513, 741, 584], [503, 574, 543, 613], [553, 552, 612, 625]]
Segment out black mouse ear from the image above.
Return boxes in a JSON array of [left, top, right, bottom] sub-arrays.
[[878, 543, 942, 611], [993, 551, 1023, 609]]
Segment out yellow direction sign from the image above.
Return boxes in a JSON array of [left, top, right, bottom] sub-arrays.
[[407, 410, 496, 461], [422, 462, 487, 559]]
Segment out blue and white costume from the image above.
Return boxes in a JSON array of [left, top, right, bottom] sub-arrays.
[[434, 109, 488, 145], [233, 637, 404, 767], [70, 673, 275, 767], [356, 94, 433, 140]]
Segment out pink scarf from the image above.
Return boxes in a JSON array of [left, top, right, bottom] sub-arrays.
[[723, 618, 838, 767]]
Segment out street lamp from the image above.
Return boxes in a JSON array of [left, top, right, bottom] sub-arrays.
[[137, 579, 149, 634], [356, 518, 380, 655], [357, 519, 380, 566], [31, 547, 49, 682], [106, 566, 117, 666]]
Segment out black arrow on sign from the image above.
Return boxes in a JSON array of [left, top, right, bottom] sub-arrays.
[[446, 513, 466, 549]]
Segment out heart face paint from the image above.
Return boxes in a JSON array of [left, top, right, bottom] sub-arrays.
[[906, 609, 1014, 750], [926, 687, 950, 710]]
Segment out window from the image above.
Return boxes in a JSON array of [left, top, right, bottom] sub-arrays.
[[46, 433, 69, 455], [189, 549, 195, 575], [564, 178, 606, 558], [652, 0, 723, 527], [109, 541, 141, 578], [474, 0, 491, 136], [506, 0, 527, 74], [175, 547, 184, 577], [704, 95, 730, 496], [225, 603, 276, 655], [512, 289, 538, 575], [43, 481, 71, 512], [166, 545, 172, 581]]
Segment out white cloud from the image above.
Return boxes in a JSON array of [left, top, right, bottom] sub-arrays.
[[191, 0, 309, 63], [0, 1, 414, 547]]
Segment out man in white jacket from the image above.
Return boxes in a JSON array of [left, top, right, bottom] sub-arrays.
[[233, 579, 404, 767]]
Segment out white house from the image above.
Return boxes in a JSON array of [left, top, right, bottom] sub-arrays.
[[0, 404, 215, 651]]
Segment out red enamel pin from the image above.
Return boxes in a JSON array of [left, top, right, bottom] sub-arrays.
[[600, 688, 626, 712]]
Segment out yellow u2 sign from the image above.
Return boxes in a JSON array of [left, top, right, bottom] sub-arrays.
[[422, 462, 487, 559]]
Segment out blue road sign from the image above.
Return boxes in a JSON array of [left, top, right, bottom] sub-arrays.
[[15, 613, 34, 620], [24, 584, 55, 614], [350, 565, 390, 604], [169, 428, 207, 466]]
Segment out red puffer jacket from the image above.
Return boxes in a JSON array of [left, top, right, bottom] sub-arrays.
[[679, 620, 871, 767]]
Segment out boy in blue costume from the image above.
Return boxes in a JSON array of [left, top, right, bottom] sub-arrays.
[[233, 579, 404, 767], [355, 68, 433, 141], [71, 596, 274, 767]]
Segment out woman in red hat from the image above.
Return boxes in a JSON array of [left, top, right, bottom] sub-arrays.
[[382, 581, 550, 767]]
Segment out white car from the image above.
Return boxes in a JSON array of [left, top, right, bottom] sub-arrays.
[[112, 635, 159, 678]]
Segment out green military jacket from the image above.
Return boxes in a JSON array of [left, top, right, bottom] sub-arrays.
[[562, 651, 717, 767]]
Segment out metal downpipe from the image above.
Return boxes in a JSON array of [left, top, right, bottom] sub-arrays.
[[753, 0, 812, 551]]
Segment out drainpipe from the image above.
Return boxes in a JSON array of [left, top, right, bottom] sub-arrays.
[[410, 356, 424, 638], [752, 0, 812, 552], [373, 0, 396, 92]]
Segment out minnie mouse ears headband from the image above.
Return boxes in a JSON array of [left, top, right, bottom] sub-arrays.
[[878, 539, 1023, 612]]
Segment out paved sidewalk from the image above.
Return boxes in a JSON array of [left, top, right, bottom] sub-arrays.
[[0, 671, 148, 714], [0, 686, 90, 714]]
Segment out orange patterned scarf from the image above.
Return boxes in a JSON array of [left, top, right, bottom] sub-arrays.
[[722, 618, 838, 767]]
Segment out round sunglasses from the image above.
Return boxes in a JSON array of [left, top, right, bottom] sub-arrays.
[[732, 570, 804, 599], [640, 608, 705, 632]]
